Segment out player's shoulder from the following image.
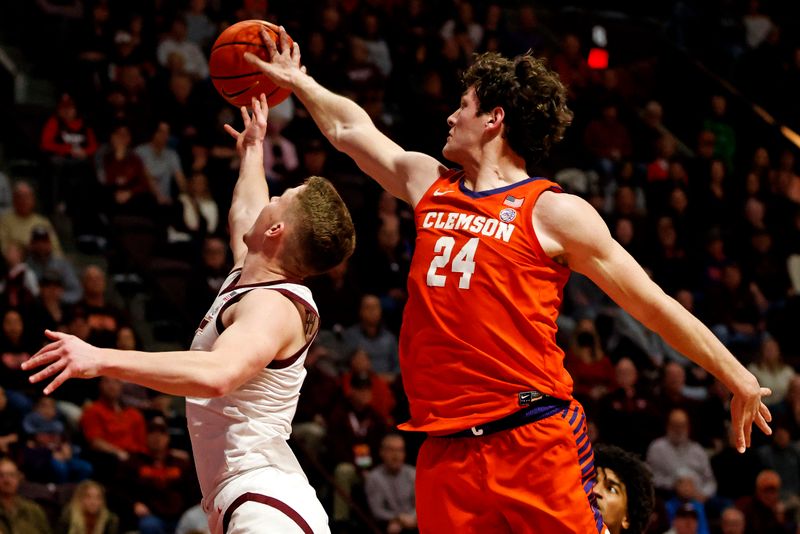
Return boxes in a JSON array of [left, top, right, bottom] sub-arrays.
[[399, 152, 449, 205]]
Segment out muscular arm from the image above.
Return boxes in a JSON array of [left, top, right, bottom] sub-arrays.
[[246, 26, 444, 206], [24, 291, 303, 398], [534, 191, 772, 450], [225, 95, 270, 266]]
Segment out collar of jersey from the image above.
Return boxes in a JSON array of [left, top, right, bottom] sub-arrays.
[[457, 175, 545, 198]]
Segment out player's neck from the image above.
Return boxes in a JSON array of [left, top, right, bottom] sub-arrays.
[[461, 142, 528, 192], [239, 253, 296, 285], [462, 159, 529, 192]]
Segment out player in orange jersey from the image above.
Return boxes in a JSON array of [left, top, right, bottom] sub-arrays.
[[247, 25, 773, 533]]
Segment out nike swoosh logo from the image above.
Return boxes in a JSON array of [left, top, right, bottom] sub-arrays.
[[222, 84, 258, 98], [433, 189, 453, 196]]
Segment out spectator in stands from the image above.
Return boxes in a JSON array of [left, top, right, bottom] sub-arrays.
[[702, 95, 736, 170], [755, 421, 800, 502], [27, 226, 81, 304], [705, 263, 767, 351], [720, 506, 746, 534], [664, 472, 711, 534], [584, 101, 632, 179], [72, 265, 126, 348], [655, 362, 700, 421], [28, 270, 70, 346], [664, 502, 700, 534], [183, 0, 216, 49], [55, 479, 120, 534], [262, 104, 299, 192], [711, 427, 761, 506], [598, 357, 660, 456], [292, 343, 340, 464], [341, 348, 396, 425], [327, 372, 388, 525], [0, 308, 38, 415], [40, 93, 98, 214], [20, 396, 93, 484], [736, 470, 793, 534], [307, 258, 362, 334], [646, 408, 717, 500], [135, 120, 187, 206], [343, 294, 399, 379], [185, 236, 230, 325], [124, 416, 194, 534], [565, 318, 615, 410], [175, 503, 209, 534], [96, 123, 157, 220], [0, 386, 20, 456], [0, 242, 39, 311], [0, 181, 63, 255], [156, 16, 209, 80], [0, 457, 52, 534], [365, 433, 417, 534], [80, 377, 147, 479], [167, 171, 219, 258], [552, 34, 594, 102], [747, 336, 794, 407]]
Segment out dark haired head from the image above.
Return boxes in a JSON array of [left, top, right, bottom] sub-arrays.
[[461, 52, 573, 170], [594, 444, 655, 534]]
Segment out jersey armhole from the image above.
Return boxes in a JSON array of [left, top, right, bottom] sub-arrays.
[[526, 185, 571, 272]]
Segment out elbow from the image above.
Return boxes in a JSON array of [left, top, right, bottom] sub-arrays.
[[205, 378, 233, 398]]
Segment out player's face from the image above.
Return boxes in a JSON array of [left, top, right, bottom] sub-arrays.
[[443, 87, 487, 163], [594, 467, 629, 534], [244, 185, 306, 249]]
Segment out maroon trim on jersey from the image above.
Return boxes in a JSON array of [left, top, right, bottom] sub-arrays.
[[266, 288, 319, 370], [221, 277, 305, 295], [222, 492, 313, 534], [221, 268, 243, 293], [215, 291, 246, 334]]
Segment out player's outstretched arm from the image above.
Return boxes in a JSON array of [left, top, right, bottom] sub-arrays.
[[533, 191, 772, 452], [224, 94, 270, 266], [22, 291, 300, 398], [244, 24, 443, 206]]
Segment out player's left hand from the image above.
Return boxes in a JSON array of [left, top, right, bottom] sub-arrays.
[[224, 94, 269, 157], [21, 329, 103, 395], [730, 376, 772, 453]]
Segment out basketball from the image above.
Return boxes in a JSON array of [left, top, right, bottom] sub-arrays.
[[209, 20, 293, 108]]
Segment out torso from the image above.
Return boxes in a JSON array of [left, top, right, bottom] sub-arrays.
[[186, 269, 318, 499], [398, 169, 573, 434]]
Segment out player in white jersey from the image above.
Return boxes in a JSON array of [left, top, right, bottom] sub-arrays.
[[23, 94, 356, 534]]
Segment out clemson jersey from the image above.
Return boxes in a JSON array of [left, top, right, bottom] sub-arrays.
[[398, 169, 573, 435]]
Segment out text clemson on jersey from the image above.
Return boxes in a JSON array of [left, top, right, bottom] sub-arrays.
[[421, 211, 516, 243]]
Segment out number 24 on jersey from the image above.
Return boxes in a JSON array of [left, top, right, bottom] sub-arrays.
[[426, 237, 479, 289]]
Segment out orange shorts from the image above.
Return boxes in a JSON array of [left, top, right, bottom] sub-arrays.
[[416, 400, 606, 533]]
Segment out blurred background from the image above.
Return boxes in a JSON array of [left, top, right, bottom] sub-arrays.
[[0, 1, 799, 533]]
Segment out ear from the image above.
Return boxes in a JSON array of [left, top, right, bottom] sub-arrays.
[[485, 106, 505, 130], [265, 222, 285, 238], [621, 514, 630, 531]]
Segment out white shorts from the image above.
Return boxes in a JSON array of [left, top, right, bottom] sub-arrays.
[[206, 466, 330, 534]]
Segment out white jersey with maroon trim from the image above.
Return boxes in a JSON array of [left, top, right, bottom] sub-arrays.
[[187, 268, 319, 502]]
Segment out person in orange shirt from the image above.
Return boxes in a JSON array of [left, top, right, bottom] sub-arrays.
[[248, 26, 772, 532], [80, 376, 147, 482]]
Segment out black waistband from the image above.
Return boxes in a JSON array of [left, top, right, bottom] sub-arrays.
[[440, 396, 570, 438]]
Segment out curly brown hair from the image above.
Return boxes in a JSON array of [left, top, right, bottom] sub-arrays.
[[287, 176, 356, 277], [462, 52, 573, 169]]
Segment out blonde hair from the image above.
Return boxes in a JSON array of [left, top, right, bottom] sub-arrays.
[[66, 480, 112, 534]]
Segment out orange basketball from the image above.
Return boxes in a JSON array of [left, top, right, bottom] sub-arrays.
[[209, 20, 293, 108]]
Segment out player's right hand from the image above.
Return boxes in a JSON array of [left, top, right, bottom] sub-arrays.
[[244, 25, 306, 88], [223, 94, 269, 156], [22, 329, 103, 395]]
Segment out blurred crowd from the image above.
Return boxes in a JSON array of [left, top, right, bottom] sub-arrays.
[[1, 1, 800, 533]]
